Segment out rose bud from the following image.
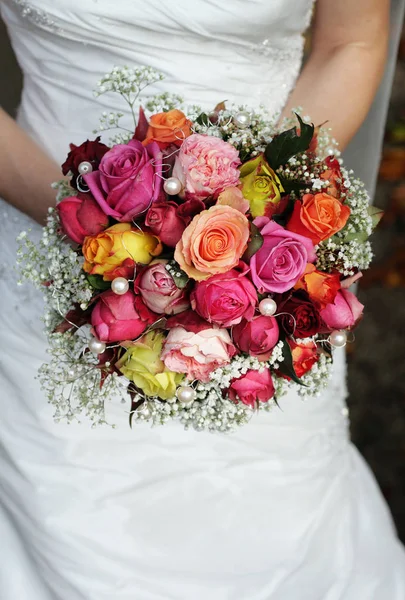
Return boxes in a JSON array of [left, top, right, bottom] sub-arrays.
[[232, 315, 279, 360], [57, 194, 109, 244], [191, 269, 257, 328], [91, 290, 156, 343], [287, 339, 319, 378], [135, 261, 190, 315], [61, 137, 110, 189], [145, 202, 188, 248], [320, 289, 364, 331], [228, 368, 275, 408]]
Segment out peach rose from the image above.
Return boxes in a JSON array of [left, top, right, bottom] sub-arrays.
[[174, 205, 250, 281], [142, 109, 193, 149], [286, 192, 350, 244]]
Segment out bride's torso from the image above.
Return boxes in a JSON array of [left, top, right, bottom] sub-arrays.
[[0, 0, 349, 450]]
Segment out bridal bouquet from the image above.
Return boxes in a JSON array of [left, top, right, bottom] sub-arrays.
[[18, 66, 381, 432]]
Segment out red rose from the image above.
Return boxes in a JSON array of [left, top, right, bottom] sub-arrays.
[[228, 368, 275, 408], [287, 339, 319, 378], [232, 315, 279, 360], [61, 137, 110, 189], [57, 193, 109, 244], [145, 202, 188, 247], [277, 290, 321, 337], [191, 268, 257, 328]]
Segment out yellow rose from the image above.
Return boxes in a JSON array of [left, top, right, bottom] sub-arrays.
[[116, 331, 183, 400], [82, 223, 162, 281], [239, 154, 284, 218]]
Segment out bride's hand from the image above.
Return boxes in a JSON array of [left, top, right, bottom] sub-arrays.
[[281, 0, 390, 150], [0, 107, 63, 224]]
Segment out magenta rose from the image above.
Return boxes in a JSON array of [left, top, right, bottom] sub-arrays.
[[172, 133, 241, 201], [161, 326, 237, 382], [277, 290, 321, 338], [228, 368, 275, 408], [91, 289, 156, 343], [191, 268, 257, 327], [145, 202, 188, 247], [84, 139, 163, 222], [61, 137, 110, 189], [57, 193, 109, 244], [232, 315, 279, 360], [320, 289, 364, 331], [135, 261, 190, 315], [250, 217, 316, 293]]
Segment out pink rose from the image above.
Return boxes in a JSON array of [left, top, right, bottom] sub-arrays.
[[57, 193, 109, 244], [250, 217, 316, 293], [232, 315, 279, 360], [135, 261, 190, 315], [320, 289, 364, 331], [145, 202, 188, 247], [91, 289, 156, 343], [228, 368, 275, 408], [191, 268, 257, 327], [161, 326, 237, 382], [84, 139, 163, 222], [172, 133, 241, 201]]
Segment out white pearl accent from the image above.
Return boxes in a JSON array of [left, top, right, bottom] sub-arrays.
[[329, 330, 347, 348], [88, 337, 106, 355], [176, 385, 196, 406], [163, 177, 182, 196], [111, 277, 129, 295], [259, 298, 277, 316], [233, 111, 251, 129], [67, 369, 76, 380], [78, 161, 93, 175]]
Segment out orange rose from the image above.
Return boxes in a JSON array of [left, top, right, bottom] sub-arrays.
[[295, 264, 341, 310], [83, 223, 162, 281], [286, 192, 350, 244], [143, 109, 192, 149], [174, 205, 250, 281], [288, 339, 320, 378]]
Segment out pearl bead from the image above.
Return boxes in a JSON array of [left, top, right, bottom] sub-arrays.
[[329, 330, 347, 348], [111, 277, 129, 295], [88, 337, 106, 355], [163, 177, 182, 196], [78, 161, 93, 175], [233, 111, 251, 129], [67, 369, 76, 380], [176, 385, 196, 406], [259, 298, 277, 316]]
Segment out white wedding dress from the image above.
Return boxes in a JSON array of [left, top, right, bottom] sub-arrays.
[[0, 1, 404, 598]]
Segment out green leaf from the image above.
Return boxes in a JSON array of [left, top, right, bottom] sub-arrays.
[[265, 114, 314, 170], [242, 223, 264, 261], [368, 205, 384, 230], [278, 337, 306, 387], [170, 268, 189, 290], [278, 176, 308, 195], [195, 112, 210, 127], [86, 274, 111, 291]]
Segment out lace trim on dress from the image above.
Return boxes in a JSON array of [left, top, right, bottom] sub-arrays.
[[7, 0, 61, 32]]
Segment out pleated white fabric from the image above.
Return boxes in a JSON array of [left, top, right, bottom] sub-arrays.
[[0, 1, 404, 598]]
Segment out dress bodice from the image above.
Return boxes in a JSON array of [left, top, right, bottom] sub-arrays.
[[1, 0, 314, 162]]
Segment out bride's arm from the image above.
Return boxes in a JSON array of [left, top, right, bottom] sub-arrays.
[[0, 107, 62, 223], [281, 0, 390, 150]]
